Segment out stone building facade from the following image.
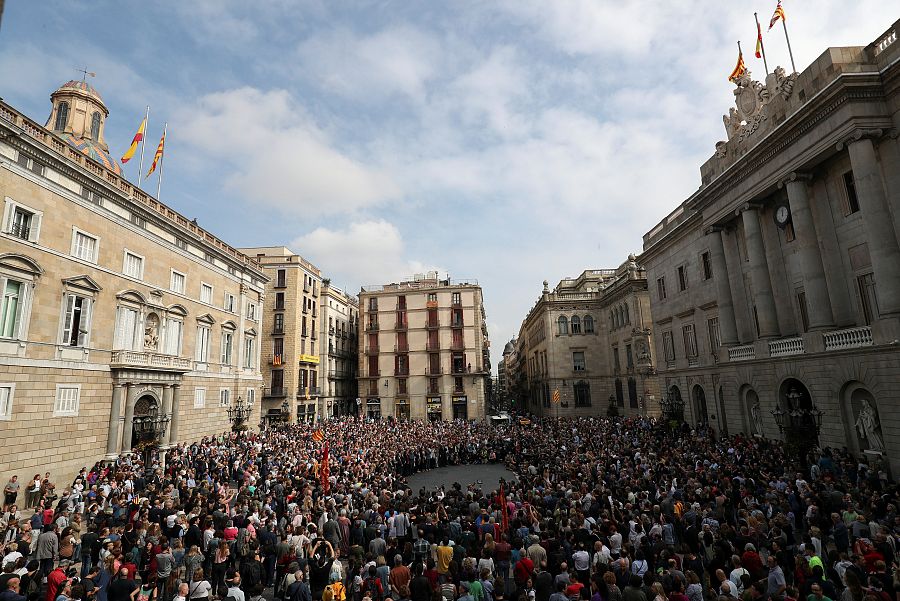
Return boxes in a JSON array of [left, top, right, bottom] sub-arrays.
[[640, 20, 900, 472], [318, 281, 359, 418], [357, 274, 490, 421], [0, 83, 266, 481], [238, 247, 323, 423], [514, 259, 660, 418]]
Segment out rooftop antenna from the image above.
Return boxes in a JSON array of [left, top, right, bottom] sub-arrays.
[[76, 68, 96, 82]]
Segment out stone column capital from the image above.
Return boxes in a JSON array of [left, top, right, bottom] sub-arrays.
[[735, 202, 764, 217], [777, 172, 813, 189], [836, 128, 884, 151]]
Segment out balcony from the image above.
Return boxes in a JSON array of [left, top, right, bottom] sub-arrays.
[[297, 387, 322, 397], [271, 354, 284, 366], [365, 322, 380, 332], [450, 340, 465, 351], [769, 336, 805, 357], [274, 279, 287, 289], [110, 351, 192, 372], [453, 385, 465, 394], [272, 327, 284, 335], [426, 321, 440, 330], [364, 345, 379, 355], [328, 369, 349, 379], [426, 366, 443, 375], [450, 320, 464, 328], [367, 369, 381, 377], [395, 320, 408, 331], [263, 386, 288, 398], [450, 364, 469, 375], [426, 300, 438, 309], [823, 326, 873, 351], [727, 344, 756, 361], [394, 344, 409, 353], [310, 332, 317, 340], [394, 367, 410, 376], [451, 300, 462, 309], [426, 341, 441, 351]]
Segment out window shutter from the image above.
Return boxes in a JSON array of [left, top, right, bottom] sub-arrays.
[[62, 294, 75, 345], [80, 298, 93, 346], [28, 213, 41, 243]]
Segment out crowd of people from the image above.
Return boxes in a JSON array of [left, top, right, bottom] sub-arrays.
[[0, 416, 897, 601]]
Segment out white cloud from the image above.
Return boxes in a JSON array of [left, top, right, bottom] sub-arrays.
[[175, 87, 400, 216], [291, 220, 444, 288]]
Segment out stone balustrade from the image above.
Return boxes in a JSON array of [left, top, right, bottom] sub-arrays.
[[110, 350, 192, 371], [769, 336, 805, 357], [823, 326, 873, 351], [728, 344, 756, 361]]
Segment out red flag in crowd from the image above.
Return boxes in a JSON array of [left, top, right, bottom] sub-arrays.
[[321, 441, 330, 493], [499, 483, 509, 533]]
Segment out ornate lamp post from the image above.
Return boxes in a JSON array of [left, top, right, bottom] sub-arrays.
[[226, 395, 252, 432], [132, 412, 171, 480]]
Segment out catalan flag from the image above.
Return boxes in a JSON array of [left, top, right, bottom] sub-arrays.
[[729, 49, 747, 83], [146, 127, 166, 178], [755, 21, 764, 59], [552, 389, 561, 403], [768, 0, 786, 31], [121, 117, 146, 164], [312, 429, 324, 442]]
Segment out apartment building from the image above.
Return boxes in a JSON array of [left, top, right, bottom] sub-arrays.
[[0, 81, 266, 481], [319, 280, 359, 418], [357, 273, 490, 420]]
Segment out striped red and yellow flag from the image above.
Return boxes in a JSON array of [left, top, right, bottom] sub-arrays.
[[121, 117, 146, 164], [755, 21, 764, 59], [312, 429, 324, 442], [768, 0, 786, 30], [729, 50, 747, 83], [146, 129, 166, 177]]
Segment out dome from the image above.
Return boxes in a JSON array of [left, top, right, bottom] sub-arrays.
[[58, 132, 122, 175], [53, 80, 105, 104], [503, 340, 516, 354]]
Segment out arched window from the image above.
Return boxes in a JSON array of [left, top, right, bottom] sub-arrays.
[[90, 112, 101, 141], [557, 315, 568, 335], [574, 381, 591, 407], [54, 102, 69, 131], [584, 315, 594, 333], [570, 315, 581, 334]]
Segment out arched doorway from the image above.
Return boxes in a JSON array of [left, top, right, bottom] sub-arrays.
[[692, 385, 708, 426], [668, 385, 684, 421], [778, 378, 818, 447], [718, 386, 729, 436], [131, 395, 159, 449]]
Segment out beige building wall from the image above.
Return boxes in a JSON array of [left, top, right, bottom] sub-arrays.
[[0, 92, 266, 484], [319, 282, 359, 418], [358, 276, 490, 420], [640, 20, 900, 473]]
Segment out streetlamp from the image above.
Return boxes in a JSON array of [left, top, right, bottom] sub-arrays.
[[226, 395, 252, 432], [132, 412, 171, 480]]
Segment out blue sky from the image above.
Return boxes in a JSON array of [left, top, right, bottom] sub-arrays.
[[0, 1, 891, 368]]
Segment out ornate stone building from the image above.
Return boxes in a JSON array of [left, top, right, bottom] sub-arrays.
[[0, 82, 267, 481], [514, 258, 660, 418], [357, 273, 490, 420], [640, 20, 900, 472]]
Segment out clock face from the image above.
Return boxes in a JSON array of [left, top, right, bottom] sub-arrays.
[[776, 205, 790, 226]]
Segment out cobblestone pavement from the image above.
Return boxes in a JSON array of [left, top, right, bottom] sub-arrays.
[[406, 462, 518, 493]]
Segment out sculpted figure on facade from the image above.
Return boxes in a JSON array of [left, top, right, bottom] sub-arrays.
[[855, 399, 884, 452]]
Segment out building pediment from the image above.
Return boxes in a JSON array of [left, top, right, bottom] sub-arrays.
[[116, 289, 147, 304], [0, 252, 43, 277], [222, 320, 237, 331], [166, 303, 188, 317], [196, 313, 216, 325], [245, 327, 258, 337], [62, 274, 102, 293]]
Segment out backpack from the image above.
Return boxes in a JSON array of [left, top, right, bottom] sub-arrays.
[[330, 582, 347, 601]]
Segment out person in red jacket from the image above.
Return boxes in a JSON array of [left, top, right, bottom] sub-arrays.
[[46, 562, 70, 601], [514, 548, 535, 590]]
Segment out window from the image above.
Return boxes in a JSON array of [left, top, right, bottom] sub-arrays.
[[0, 280, 23, 339], [368, 297, 377, 311], [707, 317, 720, 354], [246, 388, 256, 405], [427, 293, 437, 303], [123, 250, 144, 279], [276, 269, 286, 288], [677, 265, 688, 291], [247, 302, 257, 321], [701, 251, 713, 280], [0, 384, 14, 419], [571, 315, 582, 334], [584, 315, 594, 333], [273, 313, 284, 333], [60, 294, 92, 347], [275, 292, 285, 310], [273, 338, 284, 364], [175, 238, 187, 250], [170, 270, 186, 294], [90, 112, 101, 141], [657, 277, 667, 300], [612, 346, 620, 372], [451, 292, 461, 305], [113, 306, 139, 349], [54, 102, 69, 131], [557, 316, 568, 335], [244, 336, 256, 368], [3, 200, 42, 243], [843, 171, 860, 215], [71, 228, 98, 262], [572, 351, 585, 371], [682, 324, 698, 358], [54, 385, 80, 416], [857, 273, 878, 325], [194, 388, 206, 408], [195, 325, 211, 362], [219, 388, 230, 407], [163, 319, 183, 355], [224, 293, 236, 313], [200, 283, 213, 304], [221, 330, 233, 364], [628, 378, 638, 408], [662, 331, 675, 362], [797, 291, 810, 333], [574, 381, 591, 407], [626, 344, 633, 368]]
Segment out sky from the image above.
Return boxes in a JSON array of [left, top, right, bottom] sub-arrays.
[[0, 1, 891, 370]]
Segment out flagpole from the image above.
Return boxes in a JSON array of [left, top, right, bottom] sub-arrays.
[[754, 13, 769, 75], [156, 122, 167, 200], [137, 105, 149, 188], [782, 19, 796, 73]]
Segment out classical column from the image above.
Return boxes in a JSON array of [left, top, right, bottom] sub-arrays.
[[169, 384, 182, 445], [121, 383, 135, 453], [782, 173, 835, 329], [739, 204, 780, 338], [160, 384, 174, 446], [105, 383, 126, 458], [706, 227, 739, 345], [842, 131, 900, 316]]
